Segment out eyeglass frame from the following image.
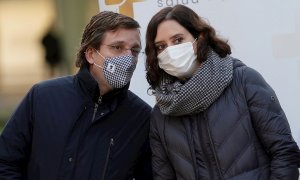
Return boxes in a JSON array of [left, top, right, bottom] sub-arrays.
[[100, 44, 144, 58]]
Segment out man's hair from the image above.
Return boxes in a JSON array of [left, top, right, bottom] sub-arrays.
[[145, 4, 231, 90], [76, 11, 140, 67]]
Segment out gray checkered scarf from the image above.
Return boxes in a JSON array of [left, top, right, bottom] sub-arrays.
[[155, 50, 233, 116]]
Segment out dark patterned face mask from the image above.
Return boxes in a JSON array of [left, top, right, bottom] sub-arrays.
[[94, 51, 137, 89]]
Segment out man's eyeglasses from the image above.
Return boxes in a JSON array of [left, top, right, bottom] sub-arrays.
[[102, 44, 144, 58]]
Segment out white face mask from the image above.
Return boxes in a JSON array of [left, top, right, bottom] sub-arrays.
[[157, 40, 198, 78]]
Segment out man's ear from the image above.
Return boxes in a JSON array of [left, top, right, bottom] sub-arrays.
[[85, 48, 95, 64]]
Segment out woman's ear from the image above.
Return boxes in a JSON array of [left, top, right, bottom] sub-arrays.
[[85, 48, 95, 64]]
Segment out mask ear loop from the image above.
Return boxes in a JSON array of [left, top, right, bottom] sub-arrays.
[[192, 38, 198, 56], [93, 49, 105, 69], [93, 63, 103, 69], [95, 49, 106, 59], [192, 38, 198, 44]]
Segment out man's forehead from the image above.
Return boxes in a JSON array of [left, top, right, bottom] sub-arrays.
[[103, 28, 140, 44]]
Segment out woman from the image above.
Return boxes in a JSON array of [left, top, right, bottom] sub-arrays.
[[145, 4, 300, 180]]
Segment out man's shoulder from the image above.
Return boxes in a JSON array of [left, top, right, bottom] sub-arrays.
[[31, 75, 76, 96], [35, 75, 74, 89], [126, 90, 152, 110]]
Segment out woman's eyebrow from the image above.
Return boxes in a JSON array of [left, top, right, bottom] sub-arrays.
[[155, 33, 184, 44]]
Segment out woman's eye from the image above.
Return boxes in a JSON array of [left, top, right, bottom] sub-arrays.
[[174, 37, 183, 44], [156, 45, 165, 53]]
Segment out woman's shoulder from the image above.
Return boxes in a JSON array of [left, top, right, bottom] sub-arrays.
[[232, 58, 269, 88], [152, 105, 163, 117], [231, 58, 266, 84]]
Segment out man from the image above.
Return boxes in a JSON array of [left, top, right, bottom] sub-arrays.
[[0, 11, 152, 180]]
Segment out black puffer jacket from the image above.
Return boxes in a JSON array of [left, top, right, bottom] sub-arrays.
[[150, 59, 300, 180]]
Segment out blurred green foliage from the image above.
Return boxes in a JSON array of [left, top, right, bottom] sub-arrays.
[[0, 123, 4, 133], [0, 109, 11, 133]]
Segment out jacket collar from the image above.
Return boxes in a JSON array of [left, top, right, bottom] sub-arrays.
[[76, 65, 129, 104]]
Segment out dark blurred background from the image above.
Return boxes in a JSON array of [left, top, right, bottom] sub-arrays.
[[0, 0, 99, 132]]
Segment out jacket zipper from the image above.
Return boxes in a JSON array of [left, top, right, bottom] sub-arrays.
[[185, 117, 199, 180], [101, 138, 114, 180], [205, 116, 223, 179], [92, 96, 102, 122]]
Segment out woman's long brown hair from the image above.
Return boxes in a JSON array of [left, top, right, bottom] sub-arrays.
[[145, 5, 231, 90]]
